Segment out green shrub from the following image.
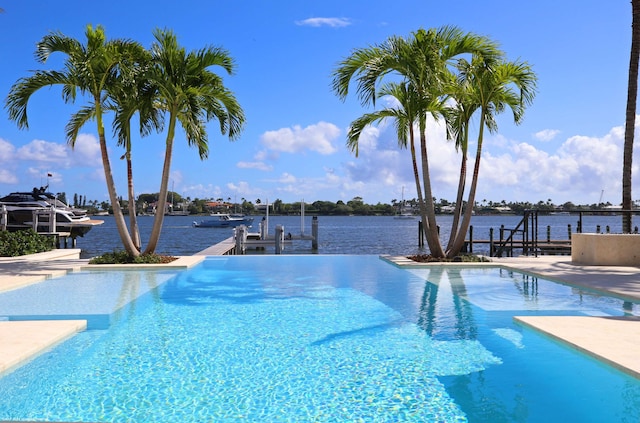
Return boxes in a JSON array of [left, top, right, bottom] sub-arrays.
[[0, 229, 56, 257], [89, 250, 176, 264]]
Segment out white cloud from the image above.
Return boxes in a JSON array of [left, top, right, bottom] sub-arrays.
[[295, 17, 351, 28], [277, 173, 297, 184], [17, 139, 68, 163], [534, 129, 561, 142], [13, 134, 101, 169], [261, 122, 340, 155], [0, 169, 18, 184], [70, 134, 102, 167], [237, 161, 274, 171], [0, 138, 15, 162]]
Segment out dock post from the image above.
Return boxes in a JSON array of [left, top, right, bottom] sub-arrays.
[[547, 226, 551, 242], [567, 224, 572, 240], [468, 225, 473, 254], [235, 225, 247, 254], [275, 224, 284, 254], [311, 216, 318, 250], [596, 225, 601, 234], [489, 228, 494, 257], [32, 210, 39, 232], [606, 225, 610, 233], [418, 221, 424, 247], [0, 205, 6, 231]]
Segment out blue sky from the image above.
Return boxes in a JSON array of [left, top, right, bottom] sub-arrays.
[[0, 0, 635, 206]]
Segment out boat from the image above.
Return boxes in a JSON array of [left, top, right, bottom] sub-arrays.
[[393, 186, 415, 219], [192, 213, 254, 228], [0, 186, 104, 237]]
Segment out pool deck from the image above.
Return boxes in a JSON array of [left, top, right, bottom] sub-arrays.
[[1, 252, 640, 379]]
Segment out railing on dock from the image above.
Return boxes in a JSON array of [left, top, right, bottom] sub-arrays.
[[0, 205, 73, 248], [462, 209, 640, 257]]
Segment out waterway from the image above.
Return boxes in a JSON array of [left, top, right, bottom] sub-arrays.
[[74, 213, 636, 258]]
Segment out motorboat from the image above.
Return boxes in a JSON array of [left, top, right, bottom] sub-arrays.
[[192, 213, 254, 228], [0, 186, 104, 237]]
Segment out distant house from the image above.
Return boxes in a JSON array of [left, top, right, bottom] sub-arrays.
[[205, 201, 232, 213]]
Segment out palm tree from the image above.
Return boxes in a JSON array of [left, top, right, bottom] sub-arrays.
[[108, 49, 164, 251], [142, 29, 245, 254], [623, 0, 640, 233], [443, 76, 478, 253], [446, 57, 537, 257], [346, 81, 436, 252], [332, 26, 500, 257], [5, 25, 140, 254]]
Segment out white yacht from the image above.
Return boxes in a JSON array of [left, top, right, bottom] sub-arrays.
[[0, 187, 103, 237]]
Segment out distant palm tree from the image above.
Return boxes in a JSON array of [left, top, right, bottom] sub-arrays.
[[142, 29, 245, 254], [623, 0, 640, 233], [5, 25, 140, 254]]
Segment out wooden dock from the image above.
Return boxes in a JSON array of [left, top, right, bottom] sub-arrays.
[[463, 239, 572, 256], [195, 237, 237, 255]]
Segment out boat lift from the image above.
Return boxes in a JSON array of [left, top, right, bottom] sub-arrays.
[[234, 199, 318, 254]]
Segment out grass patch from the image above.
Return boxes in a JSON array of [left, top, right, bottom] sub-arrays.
[[89, 250, 177, 264]]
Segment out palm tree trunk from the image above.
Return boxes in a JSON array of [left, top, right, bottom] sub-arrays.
[[143, 114, 176, 254], [126, 154, 141, 250], [419, 130, 445, 257], [623, 0, 640, 233], [447, 114, 486, 257], [408, 126, 427, 245], [95, 104, 138, 255], [447, 149, 467, 251]]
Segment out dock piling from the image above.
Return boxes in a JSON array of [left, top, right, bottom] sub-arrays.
[[275, 225, 284, 254], [312, 217, 318, 250]]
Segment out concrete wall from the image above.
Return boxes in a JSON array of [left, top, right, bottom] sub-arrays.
[[572, 233, 640, 266]]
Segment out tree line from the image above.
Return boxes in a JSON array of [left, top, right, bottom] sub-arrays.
[[66, 191, 622, 217]]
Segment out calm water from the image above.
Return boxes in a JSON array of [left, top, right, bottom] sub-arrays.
[[0, 256, 639, 422], [75, 214, 635, 258]]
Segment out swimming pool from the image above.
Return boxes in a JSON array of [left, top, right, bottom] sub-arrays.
[[0, 255, 639, 422]]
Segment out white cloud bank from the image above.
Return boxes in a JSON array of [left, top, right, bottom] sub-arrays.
[[333, 118, 640, 205]]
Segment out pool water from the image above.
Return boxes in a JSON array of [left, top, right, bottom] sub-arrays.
[[0, 255, 639, 422]]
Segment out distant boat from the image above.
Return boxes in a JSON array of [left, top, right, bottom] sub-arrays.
[[192, 213, 254, 228], [167, 210, 190, 216], [393, 212, 415, 220], [393, 186, 415, 219]]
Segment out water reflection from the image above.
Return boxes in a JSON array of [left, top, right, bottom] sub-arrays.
[[417, 268, 477, 340]]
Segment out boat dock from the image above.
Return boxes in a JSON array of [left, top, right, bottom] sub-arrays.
[[459, 209, 640, 257], [198, 215, 319, 255], [195, 236, 237, 255]]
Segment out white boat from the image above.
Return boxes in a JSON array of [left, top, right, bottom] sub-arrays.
[[192, 213, 254, 228], [0, 187, 103, 237], [393, 186, 415, 219]]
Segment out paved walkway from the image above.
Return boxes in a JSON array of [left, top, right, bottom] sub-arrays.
[[1, 252, 640, 379]]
